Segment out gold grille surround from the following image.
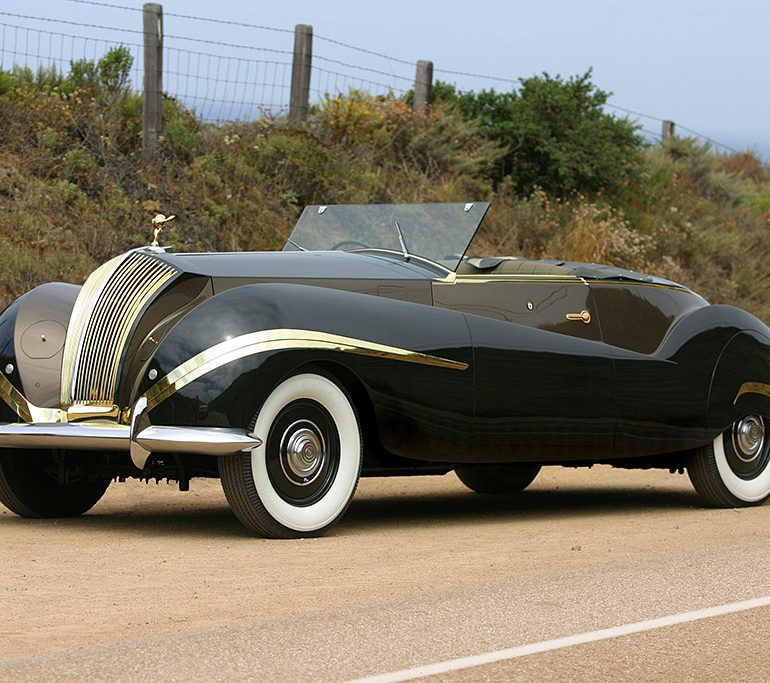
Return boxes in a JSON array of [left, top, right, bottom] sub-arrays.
[[60, 250, 178, 406]]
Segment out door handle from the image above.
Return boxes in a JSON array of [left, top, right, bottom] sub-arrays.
[[565, 309, 592, 324]]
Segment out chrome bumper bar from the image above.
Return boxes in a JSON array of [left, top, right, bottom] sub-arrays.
[[0, 373, 262, 469], [0, 421, 262, 469], [0, 423, 129, 450]]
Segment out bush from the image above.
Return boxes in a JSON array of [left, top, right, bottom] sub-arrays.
[[433, 70, 645, 198]]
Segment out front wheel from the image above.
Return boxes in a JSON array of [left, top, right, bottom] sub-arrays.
[[0, 449, 111, 518], [688, 415, 770, 507], [456, 463, 541, 494], [220, 372, 362, 538]]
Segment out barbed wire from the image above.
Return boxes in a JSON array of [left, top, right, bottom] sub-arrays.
[[313, 54, 411, 83], [605, 103, 666, 123], [434, 67, 517, 84], [63, 0, 295, 35], [677, 124, 740, 154], [62, 0, 140, 12], [641, 128, 663, 140], [0, 11, 295, 55]]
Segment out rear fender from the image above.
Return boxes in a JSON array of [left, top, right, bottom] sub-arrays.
[[709, 328, 770, 431]]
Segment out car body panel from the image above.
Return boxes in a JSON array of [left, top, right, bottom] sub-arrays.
[[0, 202, 768, 483]]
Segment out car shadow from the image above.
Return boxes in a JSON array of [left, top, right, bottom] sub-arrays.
[[342, 484, 703, 533], [0, 480, 705, 539], [0, 504, 250, 539]]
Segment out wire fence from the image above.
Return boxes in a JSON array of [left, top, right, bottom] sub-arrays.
[[0, 4, 744, 154], [0, 21, 142, 89]]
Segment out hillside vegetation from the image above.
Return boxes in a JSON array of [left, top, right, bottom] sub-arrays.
[[0, 49, 768, 320]]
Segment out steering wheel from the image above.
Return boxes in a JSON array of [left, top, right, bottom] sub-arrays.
[[330, 239, 370, 251]]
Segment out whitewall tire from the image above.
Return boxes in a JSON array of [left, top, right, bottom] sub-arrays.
[[220, 372, 362, 538], [688, 415, 770, 507]]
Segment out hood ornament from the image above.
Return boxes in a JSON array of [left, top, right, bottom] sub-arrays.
[[150, 213, 175, 247]]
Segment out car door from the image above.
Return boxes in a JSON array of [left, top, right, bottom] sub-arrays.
[[433, 275, 616, 461]]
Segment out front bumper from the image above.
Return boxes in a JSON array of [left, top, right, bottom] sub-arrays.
[[0, 362, 262, 470], [0, 397, 261, 470]]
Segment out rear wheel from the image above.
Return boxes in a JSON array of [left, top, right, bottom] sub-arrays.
[[456, 463, 541, 494], [220, 372, 362, 538], [0, 449, 111, 518], [688, 415, 770, 507]]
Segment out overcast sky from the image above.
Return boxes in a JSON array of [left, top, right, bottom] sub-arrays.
[[2, 0, 768, 160]]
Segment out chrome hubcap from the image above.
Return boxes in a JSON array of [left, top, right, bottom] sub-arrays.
[[732, 416, 765, 462], [280, 421, 326, 486]]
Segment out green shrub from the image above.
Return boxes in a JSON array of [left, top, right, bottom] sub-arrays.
[[433, 70, 644, 198]]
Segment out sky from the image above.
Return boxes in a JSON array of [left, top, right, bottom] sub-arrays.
[[1, 0, 768, 160]]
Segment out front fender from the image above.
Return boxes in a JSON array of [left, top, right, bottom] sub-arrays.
[[0, 283, 80, 418], [139, 283, 474, 461]]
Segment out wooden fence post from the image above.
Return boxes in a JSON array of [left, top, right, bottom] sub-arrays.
[[142, 2, 163, 160], [289, 24, 313, 123], [413, 60, 433, 111], [662, 120, 675, 141]]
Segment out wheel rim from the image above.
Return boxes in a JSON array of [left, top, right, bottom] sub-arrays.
[[280, 421, 326, 486], [726, 415, 768, 480], [265, 399, 340, 507]]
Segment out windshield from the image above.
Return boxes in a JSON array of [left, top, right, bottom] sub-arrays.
[[284, 202, 490, 272]]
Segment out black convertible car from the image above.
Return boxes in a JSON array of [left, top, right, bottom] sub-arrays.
[[0, 202, 768, 537]]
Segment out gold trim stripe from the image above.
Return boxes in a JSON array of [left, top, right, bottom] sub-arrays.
[[734, 382, 770, 404], [0, 373, 123, 424], [437, 274, 691, 292], [144, 329, 469, 411], [0, 373, 65, 423]]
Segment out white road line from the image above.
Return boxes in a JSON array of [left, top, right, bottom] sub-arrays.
[[347, 596, 770, 683]]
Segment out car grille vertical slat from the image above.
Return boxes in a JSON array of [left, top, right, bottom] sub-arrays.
[[60, 251, 178, 406]]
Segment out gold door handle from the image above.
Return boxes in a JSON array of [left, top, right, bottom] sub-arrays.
[[565, 310, 592, 324]]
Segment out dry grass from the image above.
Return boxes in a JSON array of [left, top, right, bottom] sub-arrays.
[[0, 86, 768, 322]]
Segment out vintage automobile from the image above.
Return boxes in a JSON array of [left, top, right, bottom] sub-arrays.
[[0, 202, 768, 538]]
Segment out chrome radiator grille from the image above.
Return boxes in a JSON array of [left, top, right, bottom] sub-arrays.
[[61, 251, 178, 406]]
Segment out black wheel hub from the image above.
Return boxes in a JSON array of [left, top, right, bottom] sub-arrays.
[[725, 415, 769, 480], [265, 399, 340, 506]]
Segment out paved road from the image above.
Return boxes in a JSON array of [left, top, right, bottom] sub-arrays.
[[1, 466, 768, 681]]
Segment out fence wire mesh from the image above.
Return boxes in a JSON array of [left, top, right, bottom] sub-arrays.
[[0, 7, 744, 154], [0, 21, 142, 88]]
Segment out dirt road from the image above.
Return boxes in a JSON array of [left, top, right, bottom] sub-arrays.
[[1, 466, 769, 681]]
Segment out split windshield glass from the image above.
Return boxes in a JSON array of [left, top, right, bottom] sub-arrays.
[[284, 202, 490, 272]]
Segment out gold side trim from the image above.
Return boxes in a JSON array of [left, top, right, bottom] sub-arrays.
[[0, 374, 125, 424], [455, 274, 580, 279], [586, 280, 693, 293], [734, 382, 770, 404], [0, 373, 65, 424], [145, 329, 470, 411], [437, 274, 582, 285], [438, 273, 692, 292]]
